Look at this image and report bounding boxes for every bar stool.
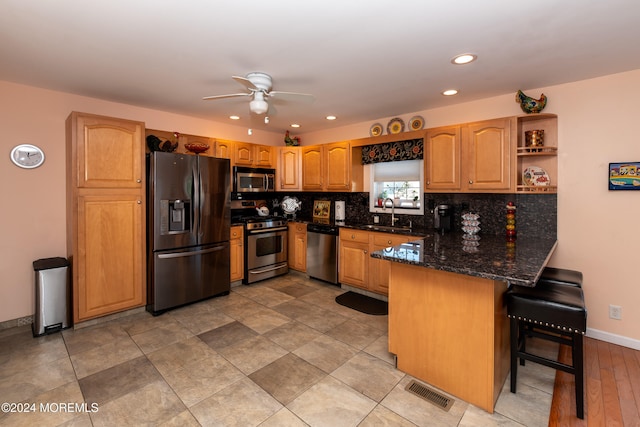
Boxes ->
[539,266,583,288]
[507,281,587,419]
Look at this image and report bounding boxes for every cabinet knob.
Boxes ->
[426,181,430,185]
[351,234,355,239]
[469,180,473,184]
[137,179,142,183]
[388,240,392,245]
[364,250,368,254]
[137,200,141,204]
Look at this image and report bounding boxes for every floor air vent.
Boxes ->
[405,380,454,412]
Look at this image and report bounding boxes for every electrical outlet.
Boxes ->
[609,304,622,320]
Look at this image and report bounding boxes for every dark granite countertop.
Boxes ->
[290,218,429,238]
[370,232,557,287]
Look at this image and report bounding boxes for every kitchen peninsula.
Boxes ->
[371,233,557,413]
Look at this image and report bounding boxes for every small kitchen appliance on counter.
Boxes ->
[434,204,453,232]
[335,201,346,222]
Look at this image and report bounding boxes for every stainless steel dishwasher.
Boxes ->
[306,223,339,285]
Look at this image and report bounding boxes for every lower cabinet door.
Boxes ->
[338,241,368,289]
[76,194,145,321]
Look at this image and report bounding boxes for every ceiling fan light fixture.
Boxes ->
[249,94,269,114]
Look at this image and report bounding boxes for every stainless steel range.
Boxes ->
[231,200,288,284]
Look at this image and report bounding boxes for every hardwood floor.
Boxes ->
[549,337,640,426]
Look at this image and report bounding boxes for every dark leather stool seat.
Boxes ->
[507,281,587,419]
[539,267,583,288]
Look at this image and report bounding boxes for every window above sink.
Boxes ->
[367,159,424,216]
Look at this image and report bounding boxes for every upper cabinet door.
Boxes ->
[234,142,254,166]
[74,114,144,188]
[466,118,512,191]
[254,145,274,168]
[325,142,351,191]
[302,146,323,190]
[425,126,462,191]
[214,139,234,162]
[278,147,301,190]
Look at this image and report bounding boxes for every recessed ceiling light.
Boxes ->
[291,124,300,128]
[229,115,240,120]
[326,115,337,121]
[442,89,458,96]
[451,54,477,65]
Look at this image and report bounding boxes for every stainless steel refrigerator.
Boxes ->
[147,152,231,315]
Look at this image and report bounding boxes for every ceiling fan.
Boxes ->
[202,72,314,115]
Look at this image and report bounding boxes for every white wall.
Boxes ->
[2,71,639,348]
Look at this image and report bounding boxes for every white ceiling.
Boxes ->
[2,0,640,134]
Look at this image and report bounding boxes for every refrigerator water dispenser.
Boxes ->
[160,199,191,234]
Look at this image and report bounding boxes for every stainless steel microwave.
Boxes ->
[233,166,276,193]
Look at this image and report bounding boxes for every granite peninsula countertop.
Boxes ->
[370,232,557,287]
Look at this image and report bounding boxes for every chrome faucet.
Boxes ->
[383,198,399,226]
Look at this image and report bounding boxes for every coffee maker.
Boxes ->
[434,204,453,232]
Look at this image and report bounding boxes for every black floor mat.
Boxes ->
[335,291,388,315]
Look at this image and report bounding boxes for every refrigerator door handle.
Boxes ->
[157,245,227,259]
[192,161,200,239]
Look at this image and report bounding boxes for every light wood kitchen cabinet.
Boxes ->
[66,112,146,323]
[278,146,301,190]
[234,142,274,168]
[338,229,369,289]
[369,233,414,294]
[424,126,462,191]
[214,139,234,162]
[425,118,514,192]
[230,225,244,282]
[466,118,514,191]
[288,222,307,272]
[302,141,351,191]
[339,228,414,296]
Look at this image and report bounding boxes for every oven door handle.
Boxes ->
[249,263,289,274]
[248,226,288,234]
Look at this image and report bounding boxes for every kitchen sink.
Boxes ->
[360,224,412,233]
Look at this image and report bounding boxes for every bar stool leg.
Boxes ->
[510,317,519,393]
[574,333,584,419]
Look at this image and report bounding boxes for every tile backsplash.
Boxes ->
[265,192,556,239]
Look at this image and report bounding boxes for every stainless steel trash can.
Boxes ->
[33,257,72,337]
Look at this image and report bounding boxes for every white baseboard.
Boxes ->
[587,328,640,350]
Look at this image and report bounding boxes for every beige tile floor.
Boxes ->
[0,272,557,426]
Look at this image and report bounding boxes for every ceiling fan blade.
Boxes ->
[202,93,251,101]
[268,91,315,102]
[232,75,259,91]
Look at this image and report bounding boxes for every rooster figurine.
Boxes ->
[516,90,547,114]
[284,130,300,146]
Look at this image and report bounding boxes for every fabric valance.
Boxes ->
[361,138,423,164]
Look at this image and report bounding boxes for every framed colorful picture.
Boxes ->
[313,200,331,223]
[609,162,640,190]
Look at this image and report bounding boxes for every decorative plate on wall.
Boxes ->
[369,123,383,137]
[387,117,405,134]
[409,116,425,131]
